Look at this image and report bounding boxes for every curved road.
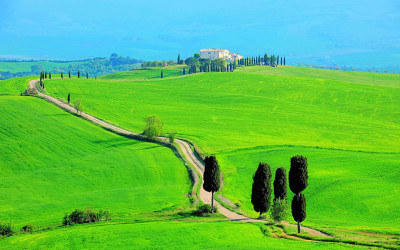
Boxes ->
[28,79,330,238]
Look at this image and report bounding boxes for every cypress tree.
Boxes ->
[45,71,47,79]
[78,71,80,78]
[177,54,180,64]
[281,57,283,65]
[86,72,89,79]
[292,193,306,233]
[61,72,63,79]
[69,70,71,78]
[289,155,308,233]
[68,93,70,103]
[273,167,287,201]
[161,71,163,78]
[49,72,51,79]
[203,155,221,213]
[284,57,286,65]
[251,162,272,217]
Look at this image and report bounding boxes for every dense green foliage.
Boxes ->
[42,66,400,230]
[251,162,272,216]
[289,155,308,194]
[203,156,221,193]
[62,209,111,225]
[292,193,307,232]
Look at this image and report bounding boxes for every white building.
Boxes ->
[200,48,243,61]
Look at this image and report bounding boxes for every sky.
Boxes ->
[0,0,399,68]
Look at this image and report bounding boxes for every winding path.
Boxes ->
[28,79,331,238]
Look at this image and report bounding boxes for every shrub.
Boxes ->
[194,204,217,216]
[63,208,111,226]
[21,88,38,96]
[168,131,177,144]
[143,115,164,138]
[270,198,288,222]
[21,224,34,233]
[0,222,14,236]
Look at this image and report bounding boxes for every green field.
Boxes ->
[1,221,354,249]
[0,96,190,228]
[0,61,87,73]
[99,65,184,80]
[43,66,400,232]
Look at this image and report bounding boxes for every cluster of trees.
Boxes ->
[63,208,111,226]
[181,55,237,75]
[238,54,286,66]
[250,155,308,233]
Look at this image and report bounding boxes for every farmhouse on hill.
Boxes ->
[200,48,243,61]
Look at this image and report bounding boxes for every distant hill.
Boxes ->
[0,54,142,80]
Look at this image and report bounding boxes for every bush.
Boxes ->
[21,224,34,233]
[270,198,288,222]
[63,208,111,226]
[143,115,164,138]
[21,88,38,96]
[194,204,217,216]
[168,131,177,144]
[0,222,14,236]
[73,99,83,114]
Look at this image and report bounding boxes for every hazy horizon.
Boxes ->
[1,0,399,68]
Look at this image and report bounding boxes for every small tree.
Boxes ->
[78,71,80,78]
[61,72,63,79]
[251,162,272,217]
[161,71,163,78]
[49,72,51,79]
[203,155,221,213]
[289,155,308,233]
[45,71,47,79]
[67,93,70,104]
[271,197,288,222]
[143,115,164,138]
[69,70,71,78]
[74,99,83,114]
[177,54,180,64]
[86,72,89,79]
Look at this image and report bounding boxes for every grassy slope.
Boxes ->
[1,221,354,249]
[0,61,87,73]
[0,76,350,249]
[0,96,190,228]
[43,67,400,231]
[99,65,185,80]
[0,76,37,95]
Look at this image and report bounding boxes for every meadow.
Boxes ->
[0,95,190,228]
[0,76,360,249]
[43,66,400,232]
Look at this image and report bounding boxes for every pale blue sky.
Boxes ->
[1,0,399,68]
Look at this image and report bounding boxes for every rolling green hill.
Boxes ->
[0,96,190,228]
[43,66,400,232]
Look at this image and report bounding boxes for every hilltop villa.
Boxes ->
[200,48,243,61]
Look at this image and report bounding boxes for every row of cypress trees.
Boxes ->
[238,55,286,66]
[202,154,308,233]
[40,70,89,79]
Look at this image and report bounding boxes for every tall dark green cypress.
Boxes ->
[289,155,308,233]
[69,70,71,78]
[68,93,70,103]
[78,71,80,78]
[61,72,63,79]
[49,72,51,79]
[203,155,221,213]
[86,72,88,79]
[251,162,272,216]
[45,72,47,79]
[177,54,180,64]
[161,71,163,78]
[284,57,286,65]
[273,167,287,201]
